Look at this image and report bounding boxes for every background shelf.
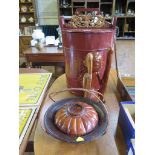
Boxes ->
[19,0,135,40]
[19,0,37,32]
[57,0,135,39]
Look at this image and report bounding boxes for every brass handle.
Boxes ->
[86,53,93,75]
[83,53,93,98]
[49,88,105,104]
[83,48,113,95]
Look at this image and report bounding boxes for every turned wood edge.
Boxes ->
[34,73,120,155]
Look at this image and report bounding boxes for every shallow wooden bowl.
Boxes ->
[44,97,108,144]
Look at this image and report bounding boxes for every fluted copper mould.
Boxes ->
[55,101,98,136]
[43,88,108,143]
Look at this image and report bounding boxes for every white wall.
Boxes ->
[35,0,58,25]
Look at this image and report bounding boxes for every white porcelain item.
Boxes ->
[21,16,26,23]
[28,17,34,23]
[21,6,27,12]
[32,29,45,40]
[31,40,37,46]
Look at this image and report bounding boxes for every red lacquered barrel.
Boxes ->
[60,8,117,95]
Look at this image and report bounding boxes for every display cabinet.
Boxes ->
[19,0,37,57]
[19,0,37,35]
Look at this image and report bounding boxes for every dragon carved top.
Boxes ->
[65,15,110,28]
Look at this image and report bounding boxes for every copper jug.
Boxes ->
[60,8,117,95]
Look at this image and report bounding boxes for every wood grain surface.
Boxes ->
[34,70,125,155]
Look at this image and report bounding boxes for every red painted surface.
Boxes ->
[55,102,98,136]
[60,16,117,95]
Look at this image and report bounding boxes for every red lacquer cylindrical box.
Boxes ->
[60,9,117,95]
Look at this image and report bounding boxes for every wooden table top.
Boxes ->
[19,68,49,73]
[23,47,64,65]
[34,70,124,155]
[23,46,63,55]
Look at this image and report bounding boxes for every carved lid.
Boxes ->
[65,15,106,28]
[54,101,98,136]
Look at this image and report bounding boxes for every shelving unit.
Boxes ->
[19,0,37,57]
[57,0,135,39]
[19,0,37,34]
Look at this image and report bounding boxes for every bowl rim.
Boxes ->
[44,97,108,144]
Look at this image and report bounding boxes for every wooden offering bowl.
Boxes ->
[55,101,98,136]
[44,97,108,144]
